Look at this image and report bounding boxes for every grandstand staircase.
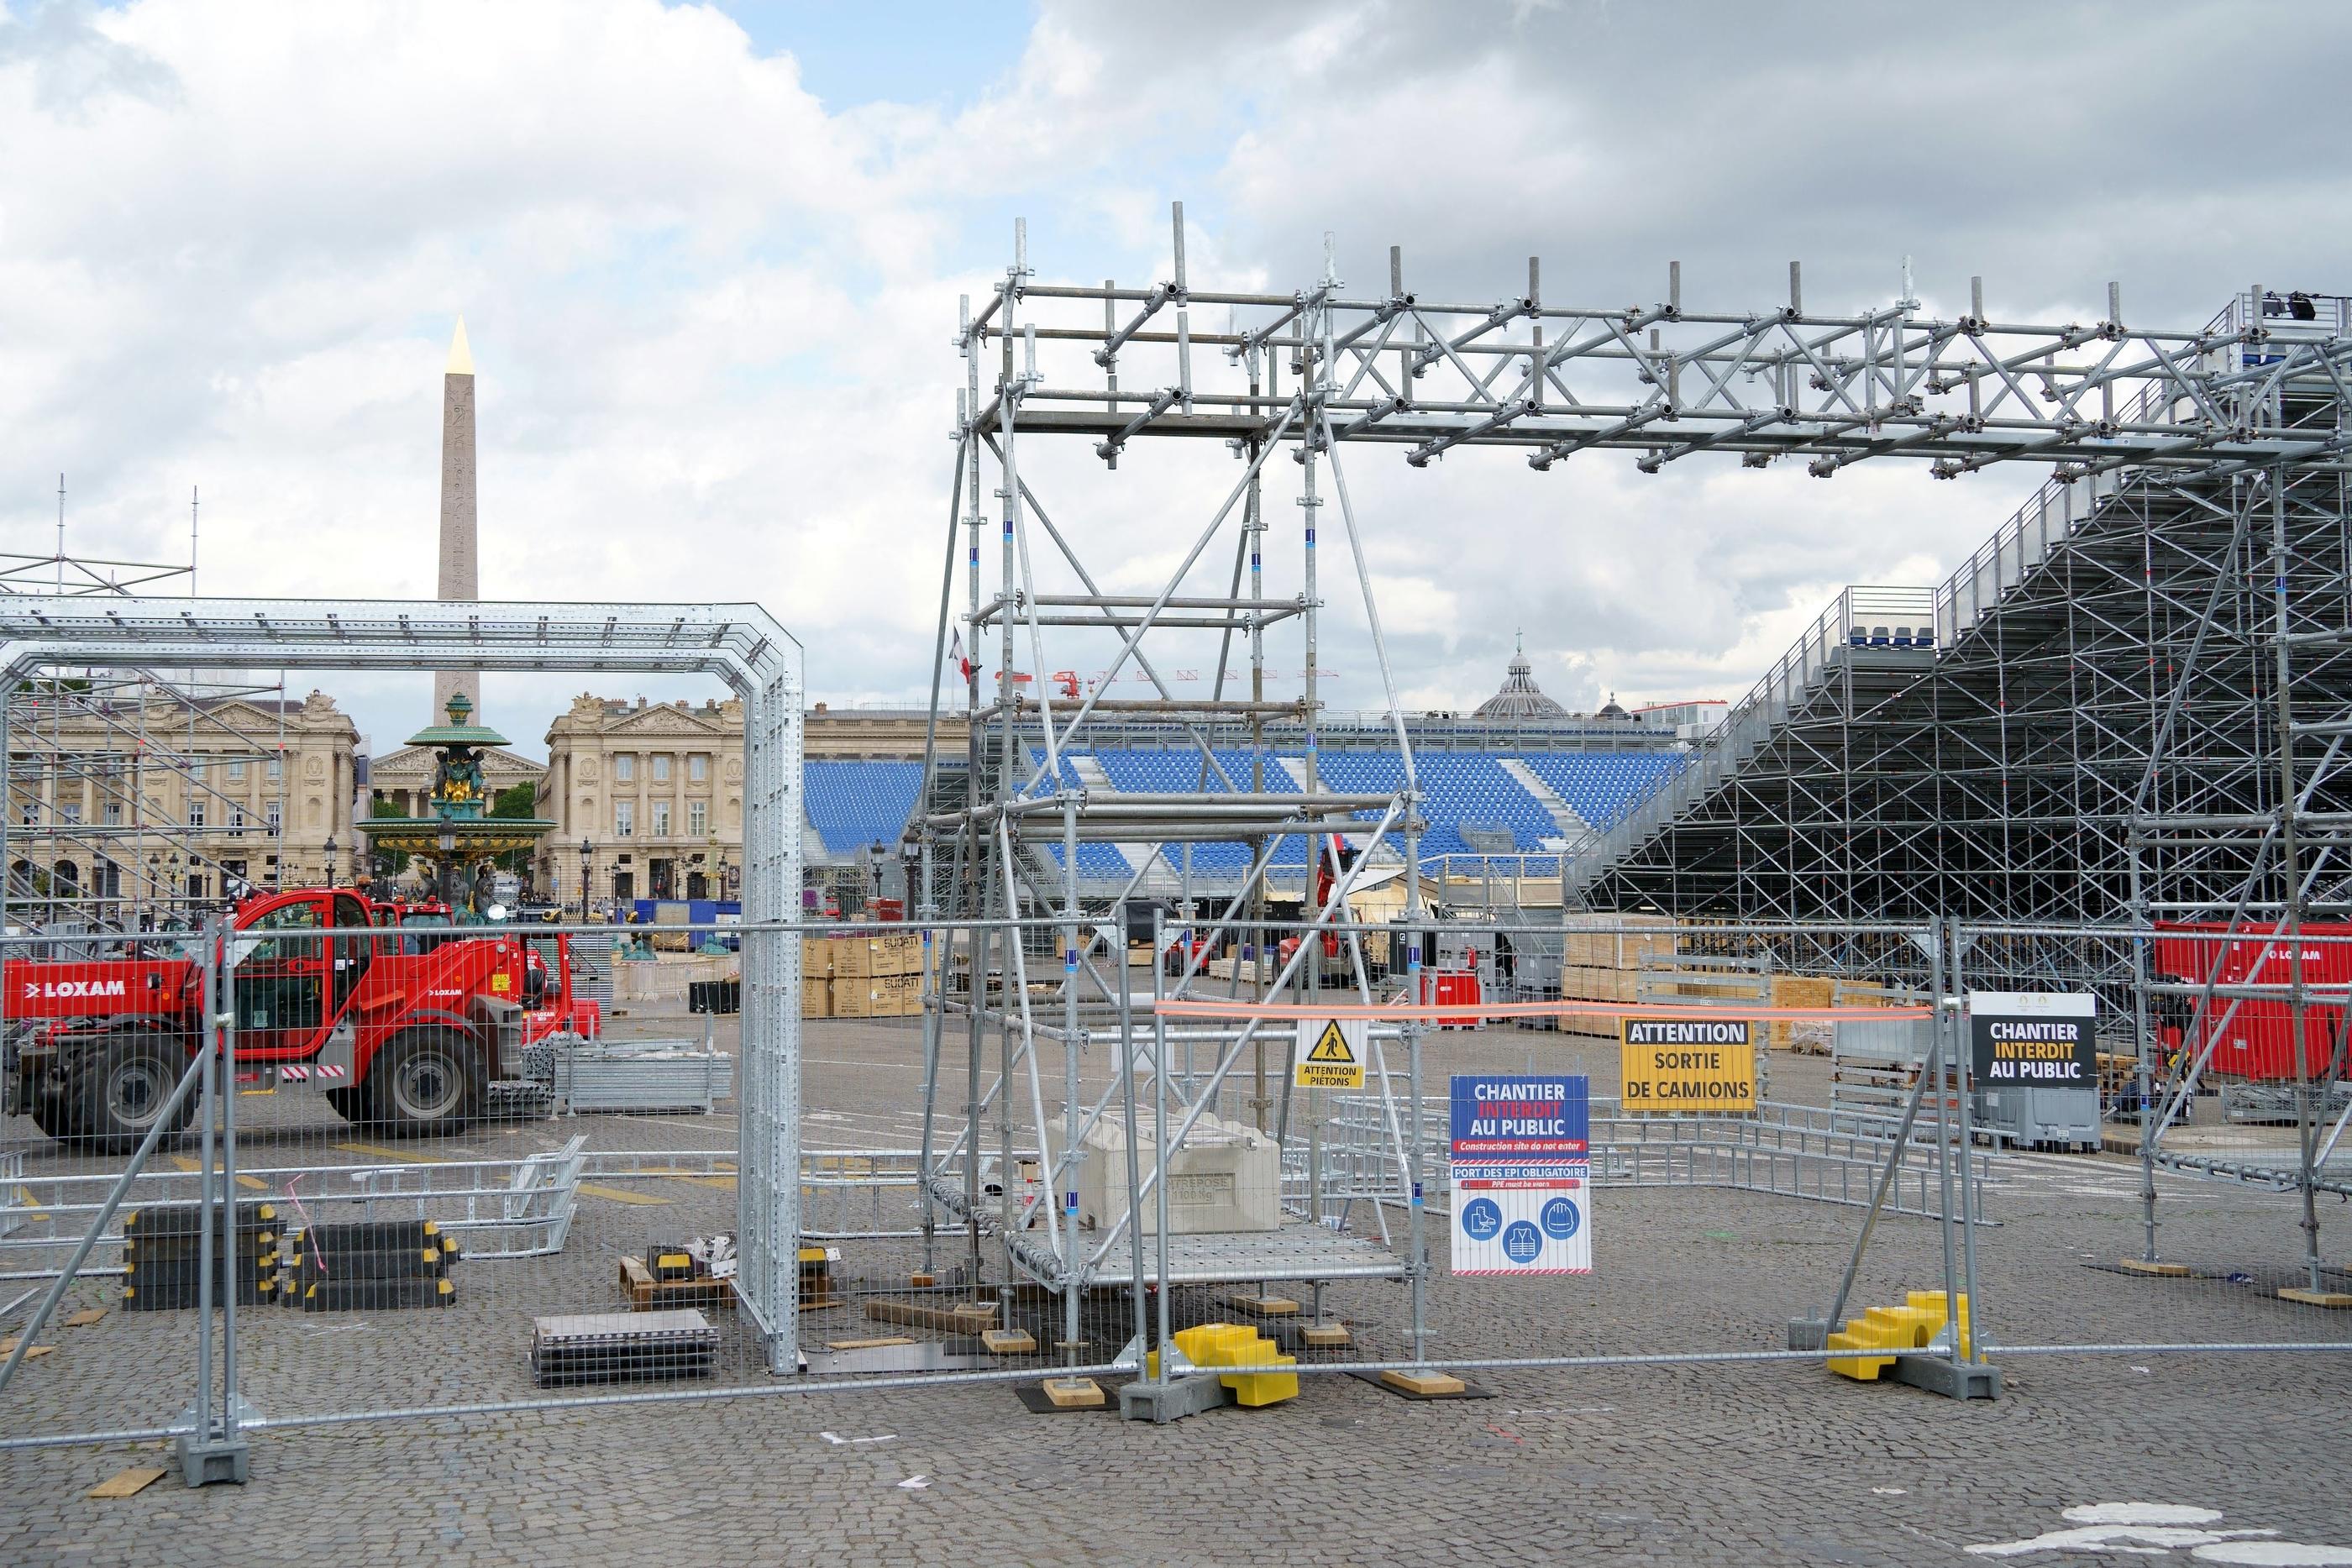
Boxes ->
[1275,757,1402,863]
[1065,756,1180,892]
[1499,758,1593,852]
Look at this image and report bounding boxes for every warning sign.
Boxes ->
[1448,1075,1592,1275]
[1294,1017,1368,1089]
[1619,1018,1756,1113]
[1969,991,2095,1085]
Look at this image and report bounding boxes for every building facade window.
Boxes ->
[227,760,246,784]
[689,753,707,783]
[229,809,246,836]
[652,801,671,836]
[688,800,706,836]
[614,754,635,783]
[615,800,634,837]
[267,757,283,786]
[60,804,81,826]
[651,754,670,783]
[188,801,206,831]
[266,802,281,835]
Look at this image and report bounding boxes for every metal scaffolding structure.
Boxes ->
[1581,292,2352,944]
[911,216,2352,1366]
[0,539,311,924]
[0,596,809,1371]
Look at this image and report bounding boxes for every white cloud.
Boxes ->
[3,0,2347,754]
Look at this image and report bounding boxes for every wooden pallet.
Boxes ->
[618,1255,738,1312]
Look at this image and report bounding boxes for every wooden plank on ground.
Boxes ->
[825,1336,915,1351]
[863,1298,997,1332]
[1042,1377,1105,1408]
[87,1467,167,1499]
[62,1309,106,1328]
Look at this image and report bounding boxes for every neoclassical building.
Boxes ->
[4,690,360,909]
[537,694,745,910]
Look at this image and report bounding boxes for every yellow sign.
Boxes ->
[1619,1018,1755,1112]
[490,973,512,994]
[1294,1018,1368,1089]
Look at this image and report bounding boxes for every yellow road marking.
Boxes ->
[333,1143,450,1164]
[167,1155,265,1190]
[576,1183,670,1207]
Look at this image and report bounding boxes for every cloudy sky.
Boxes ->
[4,0,2349,758]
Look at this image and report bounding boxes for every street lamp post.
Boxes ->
[437,826,458,916]
[323,835,338,889]
[579,836,594,920]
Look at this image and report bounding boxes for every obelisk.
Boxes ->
[433,317,480,722]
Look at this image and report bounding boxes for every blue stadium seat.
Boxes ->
[803,760,926,858]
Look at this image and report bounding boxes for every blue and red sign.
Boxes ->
[1450,1077,1589,1160]
[1449,1074,1593,1277]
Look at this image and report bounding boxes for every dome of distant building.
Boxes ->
[1473,634,1569,721]
[1595,693,1629,720]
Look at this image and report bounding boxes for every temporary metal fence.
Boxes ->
[0,913,2344,1481]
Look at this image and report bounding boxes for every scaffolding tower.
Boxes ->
[911,222,2352,1361]
[0,535,299,926]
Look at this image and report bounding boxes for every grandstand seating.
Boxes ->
[1518,753,1686,832]
[800,748,1683,878]
[1037,747,1681,877]
[803,759,925,858]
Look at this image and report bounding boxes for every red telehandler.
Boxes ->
[3,884,600,1151]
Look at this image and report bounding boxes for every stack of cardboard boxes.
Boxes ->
[1555,914,1677,1037]
[802,931,923,1019]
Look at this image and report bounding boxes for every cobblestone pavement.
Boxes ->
[3,989,2347,1565]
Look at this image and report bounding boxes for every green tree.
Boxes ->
[490,782,539,874]
[368,796,413,876]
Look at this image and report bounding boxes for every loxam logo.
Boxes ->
[23,978,127,1001]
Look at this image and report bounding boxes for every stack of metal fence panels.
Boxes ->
[554,1039,732,1114]
[531,1308,717,1386]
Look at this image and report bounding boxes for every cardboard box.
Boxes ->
[1562,913,1677,970]
[831,932,921,979]
[1768,975,1835,1047]
[832,973,920,1019]
[801,978,832,1018]
[801,936,833,979]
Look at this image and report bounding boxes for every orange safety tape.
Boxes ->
[1151,998,1934,1021]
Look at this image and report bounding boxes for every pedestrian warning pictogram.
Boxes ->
[1306,1022,1355,1062]
[1294,1017,1368,1089]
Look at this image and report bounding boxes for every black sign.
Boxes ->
[1622,1019,1751,1046]
[1971,1011,2093,1085]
